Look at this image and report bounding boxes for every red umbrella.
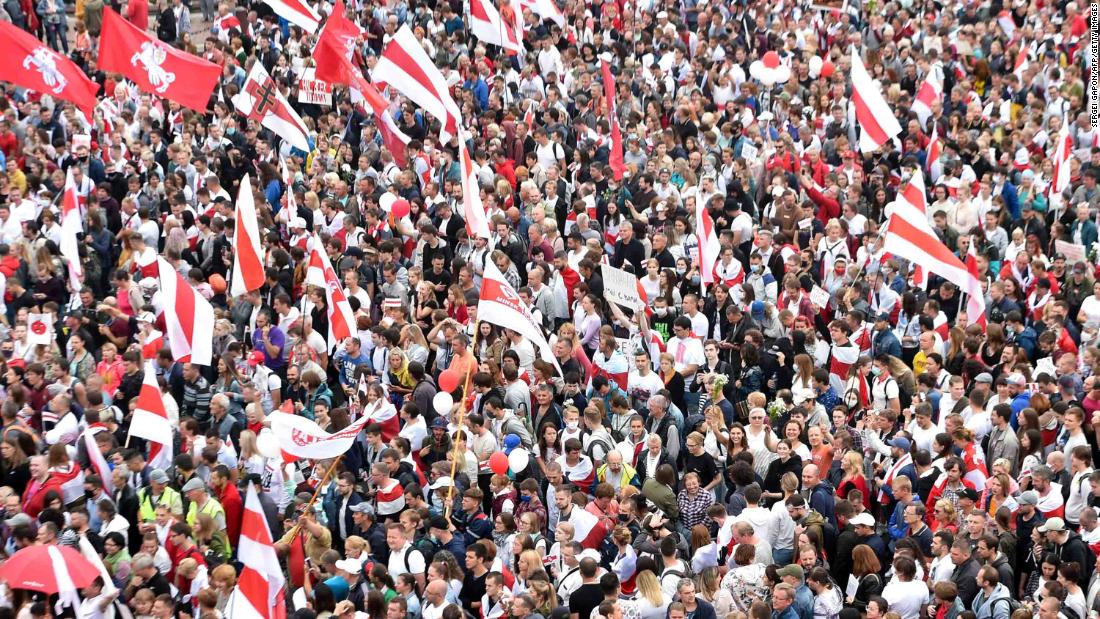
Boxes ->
[0,544,101,594]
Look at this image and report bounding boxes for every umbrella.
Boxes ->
[0,544,101,594]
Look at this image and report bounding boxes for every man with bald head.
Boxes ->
[596,450,639,494]
[802,464,837,528]
[421,580,451,619]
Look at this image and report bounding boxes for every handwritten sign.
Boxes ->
[297,69,333,106]
[810,285,831,309]
[601,263,643,311]
[1055,240,1087,265]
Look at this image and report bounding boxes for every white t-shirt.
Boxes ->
[1082,296,1100,324]
[388,542,426,577]
[628,370,665,406]
[665,336,704,386]
[881,579,929,619]
[400,416,428,451]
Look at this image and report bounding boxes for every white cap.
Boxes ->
[334,559,362,574]
[290,217,307,230]
[429,476,454,490]
[850,513,875,527]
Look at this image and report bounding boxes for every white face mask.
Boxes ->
[566,421,579,431]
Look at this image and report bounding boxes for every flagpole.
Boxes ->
[444,325,482,520]
[286,455,344,539]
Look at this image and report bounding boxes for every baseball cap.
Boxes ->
[876,312,891,322]
[889,437,912,451]
[182,478,206,493]
[959,488,980,502]
[1038,517,1067,533]
[349,503,375,516]
[248,350,266,366]
[503,434,521,454]
[776,564,805,580]
[428,516,450,530]
[136,312,156,324]
[429,476,454,490]
[431,417,449,429]
[850,513,875,527]
[1018,491,1039,506]
[750,301,765,320]
[334,559,362,575]
[1006,373,1027,386]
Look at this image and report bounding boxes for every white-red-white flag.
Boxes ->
[515,0,564,26]
[157,257,215,365]
[883,169,987,329]
[850,49,902,153]
[600,55,626,181]
[459,137,492,239]
[225,483,287,619]
[997,10,1016,40]
[212,12,241,41]
[263,0,319,32]
[469,0,523,53]
[233,62,312,152]
[231,174,265,297]
[480,262,561,374]
[128,360,174,468]
[268,411,371,460]
[305,234,355,350]
[81,426,115,495]
[927,125,943,183]
[1013,43,1030,80]
[1050,124,1073,208]
[911,72,941,129]
[695,201,721,285]
[59,167,84,292]
[371,25,463,142]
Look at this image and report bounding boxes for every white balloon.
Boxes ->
[433,392,454,415]
[256,430,280,459]
[508,448,530,473]
[808,56,823,78]
[379,192,397,212]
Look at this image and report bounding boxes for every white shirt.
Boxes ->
[400,416,428,451]
[388,542,426,577]
[882,579,929,619]
[734,506,774,545]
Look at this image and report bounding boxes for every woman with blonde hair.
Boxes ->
[932,499,959,534]
[635,570,671,619]
[696,566,735,617]
[209,564,237,612]
[512,549,543,595]
[193,512,231,563]
[836,451,871,511]
[400,324,430,366]
[237,430,265,478]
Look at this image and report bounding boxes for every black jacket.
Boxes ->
[951,557,981,607]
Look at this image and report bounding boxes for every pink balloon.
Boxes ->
[489,452,510,476]
[392,198,411,220]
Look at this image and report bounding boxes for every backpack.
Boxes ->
[994,597,1024,616]
[586,432,614,464]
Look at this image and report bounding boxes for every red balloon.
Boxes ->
[392,198,412,220]
[489,452,510,476]
[821,61,836,78]
[438,370,462,393]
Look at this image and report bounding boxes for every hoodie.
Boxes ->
[808,480,837,527]
[973,583,1012,619]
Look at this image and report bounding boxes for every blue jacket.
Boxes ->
[809,481,837,528]
[1000,182,1020,220]
[792,584,814,619]
[668,598,716,619]
[872,329,902,359]
[886,495,922,541]
[1009,391,1032,430]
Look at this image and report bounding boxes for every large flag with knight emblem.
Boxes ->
[0,21,97,117]
[99,8,220,111]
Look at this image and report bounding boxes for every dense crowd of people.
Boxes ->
[0,0,1095,616]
